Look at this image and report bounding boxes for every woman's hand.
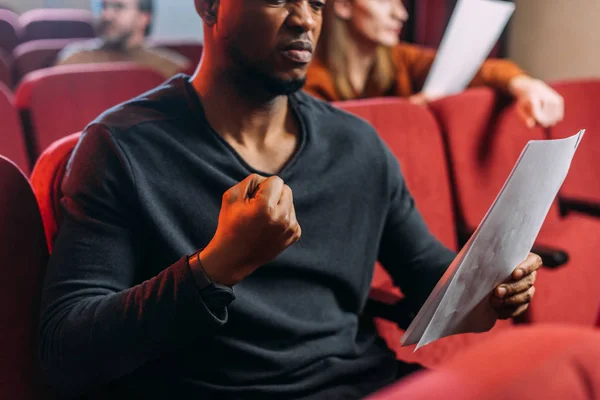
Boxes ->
[509,75,565,128]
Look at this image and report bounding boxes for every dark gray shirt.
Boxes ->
[39,76,455,399]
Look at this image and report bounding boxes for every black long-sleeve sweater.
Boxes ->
[39,75,455,399]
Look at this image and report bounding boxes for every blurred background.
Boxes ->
[2,0,598,80]
[3,0,204,42]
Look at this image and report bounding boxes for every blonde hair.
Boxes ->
[316,1,397,100]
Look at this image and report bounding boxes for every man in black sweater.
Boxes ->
[39,0,541,398]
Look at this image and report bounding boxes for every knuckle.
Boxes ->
[258,203,275,221]
[270,175,284,186]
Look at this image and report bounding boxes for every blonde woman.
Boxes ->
[305,0,563,127]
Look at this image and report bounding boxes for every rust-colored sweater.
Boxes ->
[304,43,525,101]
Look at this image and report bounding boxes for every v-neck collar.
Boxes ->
[184,77,308,179]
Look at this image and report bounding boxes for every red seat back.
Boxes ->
[548,80,600,205]
[31,132,81,253]
[18,8,95,43]
[429,88,561,236]
[12,38,89,84]
[148,39,203,64]
[0,82,30,173]
[14,63,164,160]
[0,9,20,54]
[0,156,52,399]
[0,50,10,88]
[337,98,458,251]
[337,98,514,367]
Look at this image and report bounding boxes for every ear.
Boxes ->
[195,0,220,26]
[333,0,353,20]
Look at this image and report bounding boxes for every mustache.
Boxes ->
[279,40,314,53]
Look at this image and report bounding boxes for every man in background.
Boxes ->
[56,0,190,79]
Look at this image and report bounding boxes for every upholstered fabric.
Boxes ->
[0,156,52,399]
[12,38,89,84]
[0,83,30,174]
[338,98,512,367]
[18,8,94,43]
[148,39,204,65]
[0,9,20,54]
[30,132,81,253]
[430,88,600,325]
[368,325,600,400]
[549,80,600,206]
[0,50,10,88]
[14,63,164,160]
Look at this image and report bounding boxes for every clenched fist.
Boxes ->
[197,174,301,286]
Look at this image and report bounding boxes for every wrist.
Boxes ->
[188,250,214,289]
[196,245,238,287]
[508,75,535,96]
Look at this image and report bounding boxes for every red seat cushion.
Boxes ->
[430,88,600,325]
[0,156,52,399]
[30,132,81,253]
[549,80,600,206]
[14,63,165,160]
[0,82,30,174]
[368,325,600,400]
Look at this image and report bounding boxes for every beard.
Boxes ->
[226,42,306,97]
[97,21,133,51]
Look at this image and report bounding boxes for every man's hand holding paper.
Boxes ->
[491,253,541,319]
[401,131,584,350]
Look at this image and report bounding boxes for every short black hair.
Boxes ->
[138,0,154,36]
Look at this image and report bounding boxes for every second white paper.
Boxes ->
[422,0,515,98]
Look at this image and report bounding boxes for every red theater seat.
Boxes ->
[0,82,30,173]
[0,50,10,88]
[0,156,52,399]
[549,80,600,214]
[368,325,600,400]
[31,132,80,253]
[0,9,19,54]
[148,39,203,65]
[12,37,89,84]
[14,63,165,161]
[18,8,95,43]
[337,98,512,367]
[430,88,600,326]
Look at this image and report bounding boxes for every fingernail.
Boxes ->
[514,268,524,279]
[497,287,507,298]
